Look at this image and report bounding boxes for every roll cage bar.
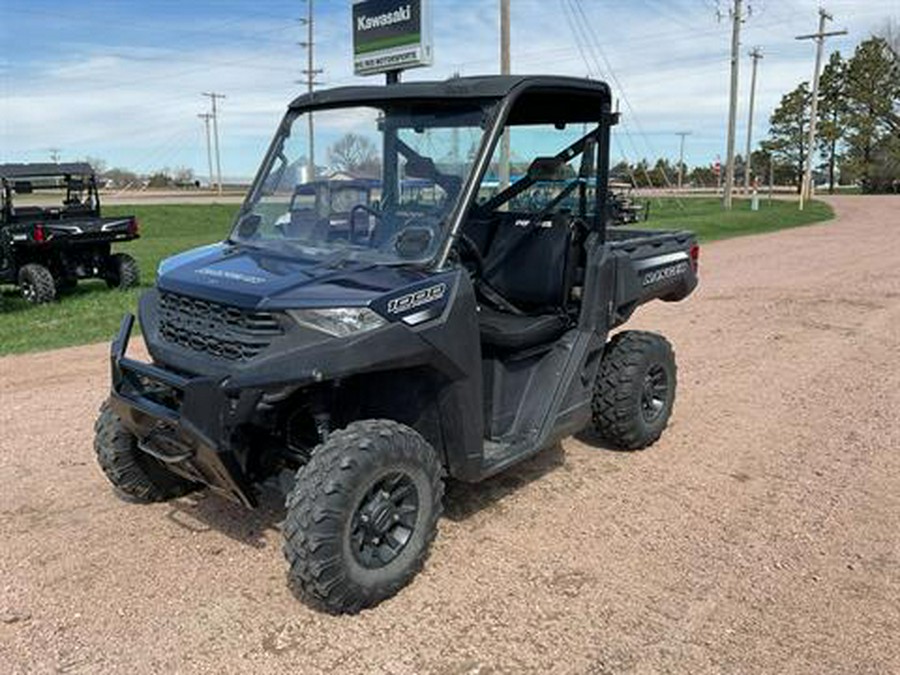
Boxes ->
[247,76,618,270]
[433,82,618,268]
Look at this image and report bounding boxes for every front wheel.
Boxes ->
[18,264,56,304]
[105,253,140,290]
[283,419,443,614]
[591,331,677,450]
[94,401,198,502]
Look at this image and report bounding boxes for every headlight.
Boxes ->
[287,307,387,338]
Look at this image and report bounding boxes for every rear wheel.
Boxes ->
[283,419,443,614]
[18,264,56,304]
[94,401,198,502]
[591,331,677,450]
[105,253,139,290]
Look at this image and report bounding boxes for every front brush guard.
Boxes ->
[108,313,260,507]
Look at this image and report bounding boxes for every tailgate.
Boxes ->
[43,216,137,242]
[609,229,699,322]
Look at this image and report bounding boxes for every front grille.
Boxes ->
[158,291,283,361]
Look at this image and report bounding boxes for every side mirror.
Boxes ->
[237,213,262,238]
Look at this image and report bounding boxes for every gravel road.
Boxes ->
[1,196,898,674]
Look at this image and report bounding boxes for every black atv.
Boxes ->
[0,163,139,303]
[95,76,699,613]
[609,180,650,225]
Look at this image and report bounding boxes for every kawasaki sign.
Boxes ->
[353,0,433,76]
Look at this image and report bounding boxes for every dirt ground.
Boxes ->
[1,196,898,674]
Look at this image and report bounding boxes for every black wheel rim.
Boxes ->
[350,472,419,569]
[22,281,35,302]
[641,364,669,423]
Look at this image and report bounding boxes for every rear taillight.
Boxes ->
[690,244,700,272]
[33,223,46,243]
[128,217,140,236]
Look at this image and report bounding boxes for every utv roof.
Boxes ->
[289,75,613,122]
[0,163,94,179]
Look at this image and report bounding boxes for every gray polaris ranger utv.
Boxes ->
[95,75,698,613]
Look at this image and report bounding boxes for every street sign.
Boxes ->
[352,0,433,76]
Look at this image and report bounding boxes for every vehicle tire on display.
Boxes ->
[18,264,56,304]
[94,401,198,502]
[105,253,140,290]
[283,419,444,614]
[592,330,677,450]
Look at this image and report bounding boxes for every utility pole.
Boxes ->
[197,113,214,191]
[723,0,743,209]
[299,0,323,183]
[796,8,847,209]
[499,0,511,192]
[675,131,691,190]
[743,47,763,194]
[202,92,226,195]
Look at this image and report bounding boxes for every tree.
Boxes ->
[766,82,811,193]
[147,170,173,188]
[651,158,675,186]
[753,145,795,188]
[689,165,716,188]
[610,160,633,182]
[817,51,849,193]
[632,159,651,188]
[172,167,195,186]
[81,156,107,174]
[842,37,900,192]
[877,17,899,57]
[327,133,381,177]
[102,167,138,188]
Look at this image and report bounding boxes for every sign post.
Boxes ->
[352,0,433,83]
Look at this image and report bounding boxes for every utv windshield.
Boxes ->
[234,102,494,264]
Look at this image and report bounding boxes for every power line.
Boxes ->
[562,1,654,191]
[796,7,847,209]
[568,0,683,198]
[202,92,226,195]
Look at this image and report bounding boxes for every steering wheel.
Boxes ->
[349,203,384,243]
[455,233,485,279]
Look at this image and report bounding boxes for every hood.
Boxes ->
[156,241,430,310]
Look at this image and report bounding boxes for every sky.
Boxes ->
[1,0,896,181]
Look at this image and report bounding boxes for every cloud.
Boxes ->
[1,0,893,177]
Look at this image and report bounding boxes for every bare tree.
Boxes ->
[81,156,107,174]
[327,133,380,177]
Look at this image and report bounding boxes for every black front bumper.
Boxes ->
[109,314,259,507]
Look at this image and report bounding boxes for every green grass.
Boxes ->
[0,197,833,356]
[0,204,238,355]
[642,196,834,242]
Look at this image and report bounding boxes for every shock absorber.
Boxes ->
[313,411,331,443]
